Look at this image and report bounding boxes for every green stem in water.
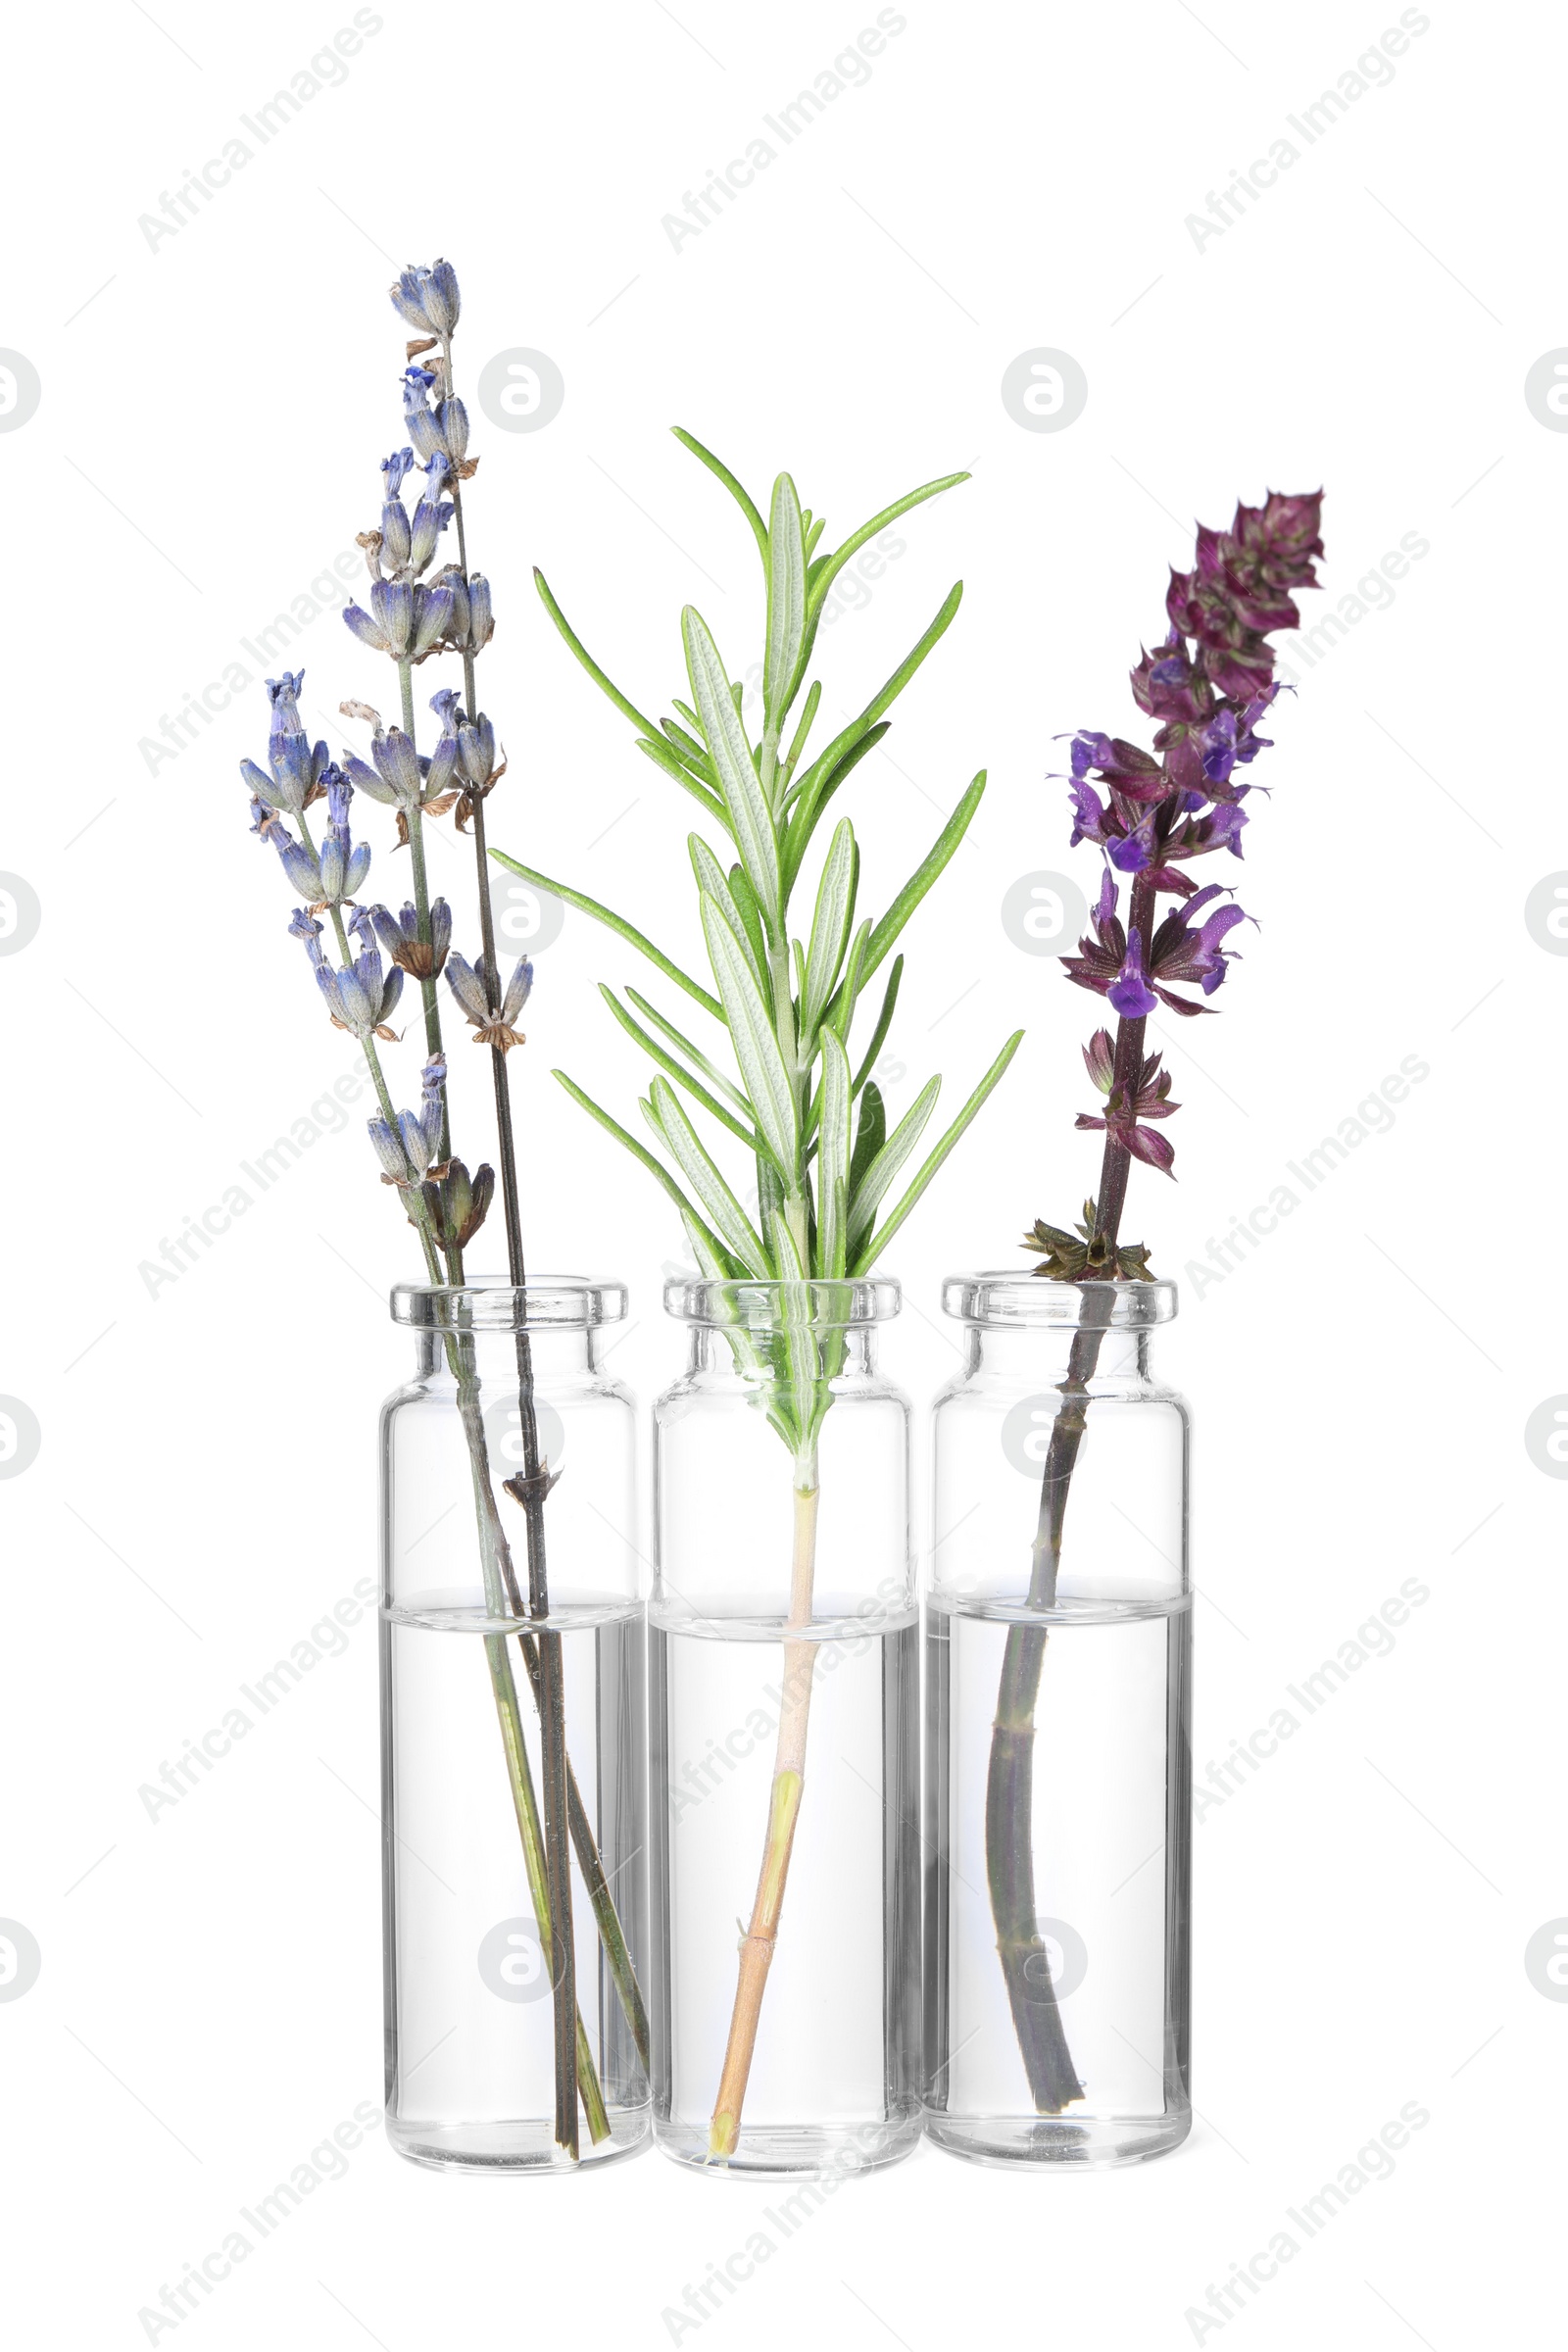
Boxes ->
[709,1458,819,2159]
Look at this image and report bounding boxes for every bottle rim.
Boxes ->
[663,1276,902,1332]
[390,1274,628,1332]
[941,1271,1178,1329]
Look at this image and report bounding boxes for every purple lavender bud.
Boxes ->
[500,956,534,1026]
[287,907,324,963]
[343,601,391,654]
[397,1106,436,1177]
[439,398,468,463]
[424,731,461,799]
[367,1115,410,1181]
[445,951,490,1028]
[371,727,422,803]
[380,500,412,569]
[430,688,462,734]
[407,493,452,575]
[466,573,493,649]
[277,830,324,900]
[401,374,444,464]
[381,448,416,499]
[341,752,399,808]
[426,260,461,334]
[371,578,414,657]
[457,712,496,787]
[412,584,455,656]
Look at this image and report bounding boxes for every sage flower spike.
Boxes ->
[445,949,532,1052]
[389,259,460,338]
[368,897,452,979]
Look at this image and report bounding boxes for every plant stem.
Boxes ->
[435,355,584,2144]
[709,1455,820,2159]
[983,871,1155,2111]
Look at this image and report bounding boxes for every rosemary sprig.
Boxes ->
[500,436,1022,2157]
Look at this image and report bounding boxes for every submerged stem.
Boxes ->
[983,870,1156,2110]
[709,1460,820,2159]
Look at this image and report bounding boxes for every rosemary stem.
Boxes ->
[709,1458,820,2158]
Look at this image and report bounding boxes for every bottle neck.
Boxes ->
[416,1325,600,1381]
[963,1326,1153,1383]
[687,1324,881,1379]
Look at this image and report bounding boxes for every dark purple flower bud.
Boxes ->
[1107,928,1156,1021]
[1082,1029,1115,1093]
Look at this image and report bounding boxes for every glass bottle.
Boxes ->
[380,1278,649,2171]
[651,1277,920,2179]
[925,1273,1190,2168]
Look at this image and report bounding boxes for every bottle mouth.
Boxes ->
[941,1271,1178,1329]
[391,1275,628,1332]
[663,1276,902,1333]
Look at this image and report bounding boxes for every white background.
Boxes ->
[2,0,1560,2343]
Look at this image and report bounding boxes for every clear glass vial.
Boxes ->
[651,1278,920,2180]
[924,1273,1191,2169]
[380,1278,650,2172]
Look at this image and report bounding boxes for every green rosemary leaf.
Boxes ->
[782,724,889,895]
[533,569,662,738]
[781,679,821,788]
[852,1031,1024,1272]
[682,607,782,935]
[488,850,721,1020]
[858,773,986,982]
[831,918,871,1048]
[634,734,728,827]
[850,953,904,1094]
[799,474,967,673]
[687,837,769,1000]
[849,1081,886,1195]
[846,1076,940,1255]
[799,818,857,1051]
[598,986,760,1149]
[643,1079,770,1275]
[660,715,718,777]
[670,428,769,567]
[815,1031,853,1278]
[701,896,798,1177]
[763,471,807,749]
[727,863,771,994]
[785,582,960,830]
[551,1069,725,1257]
[624,988,752,1115]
